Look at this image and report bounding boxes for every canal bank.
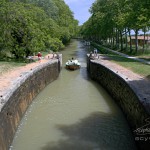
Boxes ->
[9,40,137,150]
[87,54,150,149]
[0,56,62,150]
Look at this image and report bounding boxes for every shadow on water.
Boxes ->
[41,65,139,150]
[41,111,137,150]
[79,67,90,81]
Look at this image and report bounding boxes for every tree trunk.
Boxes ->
[117,29,120,49]
[125,28,128,51]
[115,28,118,48]
[143,28,146,53]
[120,30,123,51]
[116,28,120,49]
[135,29,139,53]
[128,28,132,53]
[112,28,115,49]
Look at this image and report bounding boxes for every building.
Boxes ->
[130,36,150,46]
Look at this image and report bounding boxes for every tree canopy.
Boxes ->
[80,0,150,53]
[0,0,79,59]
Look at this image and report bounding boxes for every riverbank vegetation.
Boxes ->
[0,0,79,61]
[80,0,150,56]
[93,43,150,78]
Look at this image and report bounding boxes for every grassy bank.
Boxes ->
[105,53,150,78]
[0,51,51,75]
[0,61,26,75]
[93,43,150,78]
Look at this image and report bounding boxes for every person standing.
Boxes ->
[94,48,98,57]
[37,52,42,63]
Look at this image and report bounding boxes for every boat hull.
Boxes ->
[65,59,81,70]
[66,65,80,70]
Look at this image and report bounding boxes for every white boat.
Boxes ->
[66,59,81,70]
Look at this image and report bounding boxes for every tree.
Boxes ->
[0,0,79,59]
[0,2,47,58]
[81,0,150,54]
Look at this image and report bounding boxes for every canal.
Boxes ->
[10,39,137,150]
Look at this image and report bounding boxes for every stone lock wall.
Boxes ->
[87,57,150,149]
[87,58,149,130]
[0,58,61,150]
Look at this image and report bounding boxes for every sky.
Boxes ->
[64,0,95,25]
[64,0,149,34]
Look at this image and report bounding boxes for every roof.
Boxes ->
[131,36,150,40]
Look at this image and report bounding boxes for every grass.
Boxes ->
[95,42,150,60]
[118,47,150,61]
[0,51,51,75]
[92,43,150,78]
[135,53,150,61]
[105,53,150,77]
[0,61,26,75]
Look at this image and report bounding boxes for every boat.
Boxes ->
[66,59,81,70]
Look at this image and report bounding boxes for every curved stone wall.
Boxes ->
[87,57,150,149]
[0,58,61,150]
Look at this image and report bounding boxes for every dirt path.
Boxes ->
[0,54,56,96]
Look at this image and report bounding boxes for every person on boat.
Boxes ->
[70,57,74,62]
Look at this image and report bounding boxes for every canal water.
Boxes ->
[10,40,137,150]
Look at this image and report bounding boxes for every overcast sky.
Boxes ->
[64,0,95,25]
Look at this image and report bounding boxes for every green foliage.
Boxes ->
[48,37,64,52]
[28,0,78,44]
[80,0,150,54]
[0,0,79,60]
[27,0,59,20]
[0,2,47,58]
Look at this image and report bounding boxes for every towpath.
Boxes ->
[0,54,56,97]
[99,45,150,65]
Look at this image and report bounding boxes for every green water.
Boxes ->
[10,40,137,150]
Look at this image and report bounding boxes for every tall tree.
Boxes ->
[81,0,150,54]
[0,0,79,59]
